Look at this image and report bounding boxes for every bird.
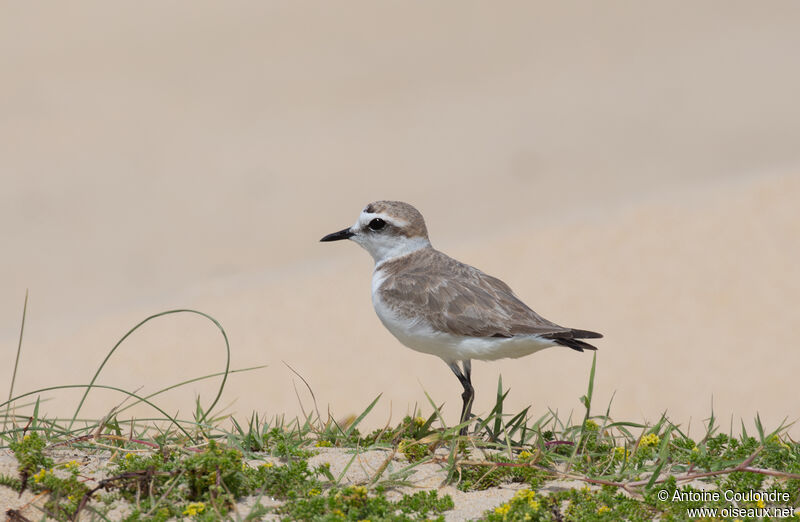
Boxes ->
[320,200,601,435]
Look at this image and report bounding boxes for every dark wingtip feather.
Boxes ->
[570,329,603,339]
[542,329,601,352]
[553,338,599,352]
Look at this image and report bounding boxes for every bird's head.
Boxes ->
[320,200,431,264]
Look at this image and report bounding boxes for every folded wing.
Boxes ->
[379,250,602,350]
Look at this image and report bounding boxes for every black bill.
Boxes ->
[320,227,354,242]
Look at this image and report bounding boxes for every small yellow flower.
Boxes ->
[769,434,791,450]
[413,416,426,427]
[614,447,630,459]
[494,503,511,515]
[528,499,540,511]
[260,462,274,469]
[640,433,660,447]
[316,440,333,447]
[32,469,48,483]
[124,452,136,461]
[518,450,533,460]
[332,508,345,518]
[597,505,611,514]
[309,488,321,496]
[353,485,368,497]
[64,460,79,471]
[756,499,765,509]
[183,502,205,517]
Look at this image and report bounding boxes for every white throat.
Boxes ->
[353,234,431,266]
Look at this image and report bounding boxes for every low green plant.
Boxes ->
[2,305,799,521]
[277,485,454,521]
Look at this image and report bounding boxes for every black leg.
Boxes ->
[449,360,474,436]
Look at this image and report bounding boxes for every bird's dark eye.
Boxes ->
[368,218,386,231]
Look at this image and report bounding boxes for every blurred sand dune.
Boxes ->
[2,2,800,435]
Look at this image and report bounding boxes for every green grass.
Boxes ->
[2,302,800,520]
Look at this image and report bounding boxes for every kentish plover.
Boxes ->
[321,201,601,435]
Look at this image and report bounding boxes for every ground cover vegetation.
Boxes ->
[2,305,799,520]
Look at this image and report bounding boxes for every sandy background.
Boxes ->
[2,2,800,438]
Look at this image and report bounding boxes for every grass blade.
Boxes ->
[3,290,28,433]
[345,394,382,438]
[493,376,504,438]
[69,309,231,430]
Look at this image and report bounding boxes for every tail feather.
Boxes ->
[570,329,603,339]
[543,328,602,352]
[551,337,598,352]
